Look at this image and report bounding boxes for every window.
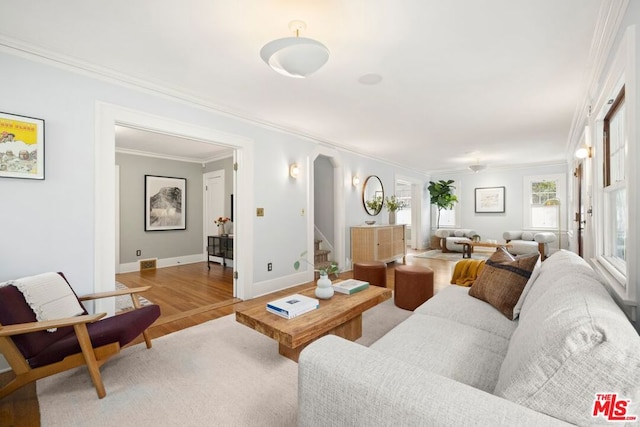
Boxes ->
[523,174,565,231]
[601,86,627,279]
[395,181,412,225]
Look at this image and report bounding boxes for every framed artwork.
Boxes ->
[475,186,505,213]
[0,112,45,180]
[145,175,187,231]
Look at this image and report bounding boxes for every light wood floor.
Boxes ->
[0,251,455,426]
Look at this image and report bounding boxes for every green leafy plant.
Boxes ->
[365,196,383,213]
[294,251,339,277]
[427,179,458,229]
[385,195,407,212]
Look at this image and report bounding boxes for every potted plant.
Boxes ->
[384,195,407,225]
[365,196,383,214]
[215,216,231,235]
[294,251,339,299]
[427,180,458,229]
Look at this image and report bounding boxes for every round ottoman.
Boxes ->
[394,265,434,310]
[353,261,387,288]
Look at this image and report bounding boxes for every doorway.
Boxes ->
[309,147,345,273]
[95,103,255,315]
[114,128,236,316]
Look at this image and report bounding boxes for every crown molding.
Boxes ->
[566,0,629,153]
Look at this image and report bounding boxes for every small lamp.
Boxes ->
[352,175,360,187]
[575,145,592,159]
[289,163,300,179]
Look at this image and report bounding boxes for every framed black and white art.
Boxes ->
[145,175,187,231]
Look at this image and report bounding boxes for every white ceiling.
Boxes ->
[0,0,606,172]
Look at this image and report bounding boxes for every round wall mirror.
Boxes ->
[362,175,384,216]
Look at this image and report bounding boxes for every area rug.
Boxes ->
[412,249,490,261]
[115,281,153,313]
[38,297,411,426]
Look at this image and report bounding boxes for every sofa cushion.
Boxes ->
[521,231,534,241]
[469,251,539,320]
[494,252,640,426]
[511,257,542,320]
[371,314,510,392]
[414,285,518,340]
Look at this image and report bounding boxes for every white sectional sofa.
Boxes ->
[435,228,477,252]
[503,230,557,259]
[298,250,640,426]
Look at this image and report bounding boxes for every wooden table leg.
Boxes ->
[462,243,471,258]
[278,314,363,362]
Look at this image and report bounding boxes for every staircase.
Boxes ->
[314,239,333,275]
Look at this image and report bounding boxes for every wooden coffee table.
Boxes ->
[456,241,512,259]
[235,284,392,362]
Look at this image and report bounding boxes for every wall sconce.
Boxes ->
[575,145,592,159]
[352,175,360,187]
[289,163,300,179]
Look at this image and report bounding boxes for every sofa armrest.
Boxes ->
[503,230,523,241]
[298,336,570,427]
[533,232,556,244]
[435,229,451,238]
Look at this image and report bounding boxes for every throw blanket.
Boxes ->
[0,272,85,331]
[450,259,486,287]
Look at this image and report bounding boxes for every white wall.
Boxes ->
[0,50,427,294]
[431,162,568,245]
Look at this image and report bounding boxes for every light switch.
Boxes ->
[257,207,264,216]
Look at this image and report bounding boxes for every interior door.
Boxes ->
[574,163,585,257]
[205,170,225,239]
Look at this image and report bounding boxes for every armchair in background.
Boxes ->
[503,230,556,260]
[435,229,477,253]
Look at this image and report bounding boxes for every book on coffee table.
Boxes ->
[333,279,370,294]
[266,294,319,319]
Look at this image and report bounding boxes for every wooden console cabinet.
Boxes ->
[351,224,406,264]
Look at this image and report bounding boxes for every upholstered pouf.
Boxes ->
[353,261,387,287]
[394,265,434,310]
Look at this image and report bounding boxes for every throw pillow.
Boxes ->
[469,250,540,320]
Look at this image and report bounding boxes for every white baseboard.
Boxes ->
[119,253,206,274]
[251,270,313,299]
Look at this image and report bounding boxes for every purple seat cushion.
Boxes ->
[28,304,161,368]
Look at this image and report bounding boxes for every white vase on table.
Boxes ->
[315,273,334,299]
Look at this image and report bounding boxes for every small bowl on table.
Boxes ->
[365,220,376,225]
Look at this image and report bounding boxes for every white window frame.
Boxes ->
[590,26,636,309]
[522,174,566,232]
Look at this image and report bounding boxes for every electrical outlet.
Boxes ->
[136,250,141,256]
[267,262,272,271]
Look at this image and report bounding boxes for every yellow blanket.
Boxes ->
[450,259,486,287]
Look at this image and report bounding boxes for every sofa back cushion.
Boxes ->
[494,251,640,425]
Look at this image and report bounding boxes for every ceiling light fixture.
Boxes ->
[468,163,487,173]
[260,20,329,78]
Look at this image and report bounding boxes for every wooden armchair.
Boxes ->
[0,273,160,399]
